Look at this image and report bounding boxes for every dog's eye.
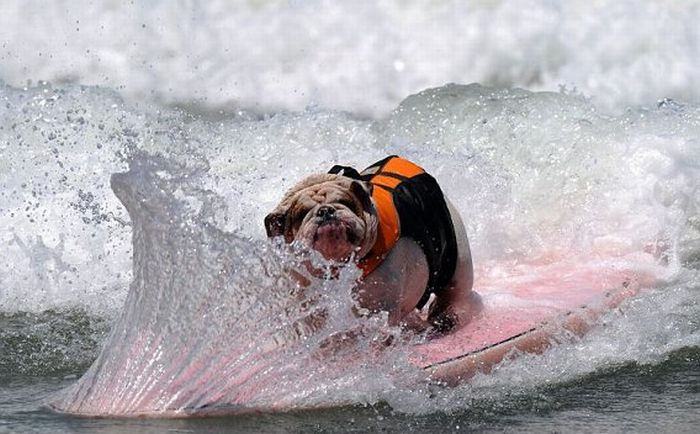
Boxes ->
[339,199,358,213]
[292,206,311,221]
[289,205,311,225]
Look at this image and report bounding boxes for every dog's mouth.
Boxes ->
[317,220,358,241]
[311,220,358,261]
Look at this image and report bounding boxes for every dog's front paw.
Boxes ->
[427,310,458,337]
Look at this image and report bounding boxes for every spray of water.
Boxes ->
[2,81,698,415]
[48,153,425,416]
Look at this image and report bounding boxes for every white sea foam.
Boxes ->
[1,0,699,416]
[2,82,699,411]
[2,81,699,313]
[2,0,700,117]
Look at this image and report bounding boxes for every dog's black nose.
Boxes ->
[316,205,336,220]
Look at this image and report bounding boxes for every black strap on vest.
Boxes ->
[391,172,457,309]
[329,157,458,309]
[328,164,364,180]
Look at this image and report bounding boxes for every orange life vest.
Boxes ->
[329,156,458,308]
[355,157,425,276]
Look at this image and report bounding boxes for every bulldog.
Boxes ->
[264,156,476,333]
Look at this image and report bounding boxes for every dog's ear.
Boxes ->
[264,212,286,238]
[350,181,375,215]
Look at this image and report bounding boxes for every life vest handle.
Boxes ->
[328,164,366,180]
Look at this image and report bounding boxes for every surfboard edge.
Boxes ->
[422,276,644,386]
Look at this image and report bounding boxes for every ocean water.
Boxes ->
[1,1,699,433]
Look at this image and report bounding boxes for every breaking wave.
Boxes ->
[1,81,698,414]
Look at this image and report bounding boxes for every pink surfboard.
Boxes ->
[49,252,656,418]
[409,253,656,384]
[180,254,656,417]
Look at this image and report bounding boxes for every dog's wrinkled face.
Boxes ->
[265,174,377,262]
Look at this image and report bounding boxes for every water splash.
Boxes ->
[49,154,419,416]
[1,81,697,416]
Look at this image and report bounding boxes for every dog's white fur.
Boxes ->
[355,199,476,331]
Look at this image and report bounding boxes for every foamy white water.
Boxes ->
[2,79,699,412]
[3,81,699,315]
[1,0,699,415]
[2,0,700,116]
